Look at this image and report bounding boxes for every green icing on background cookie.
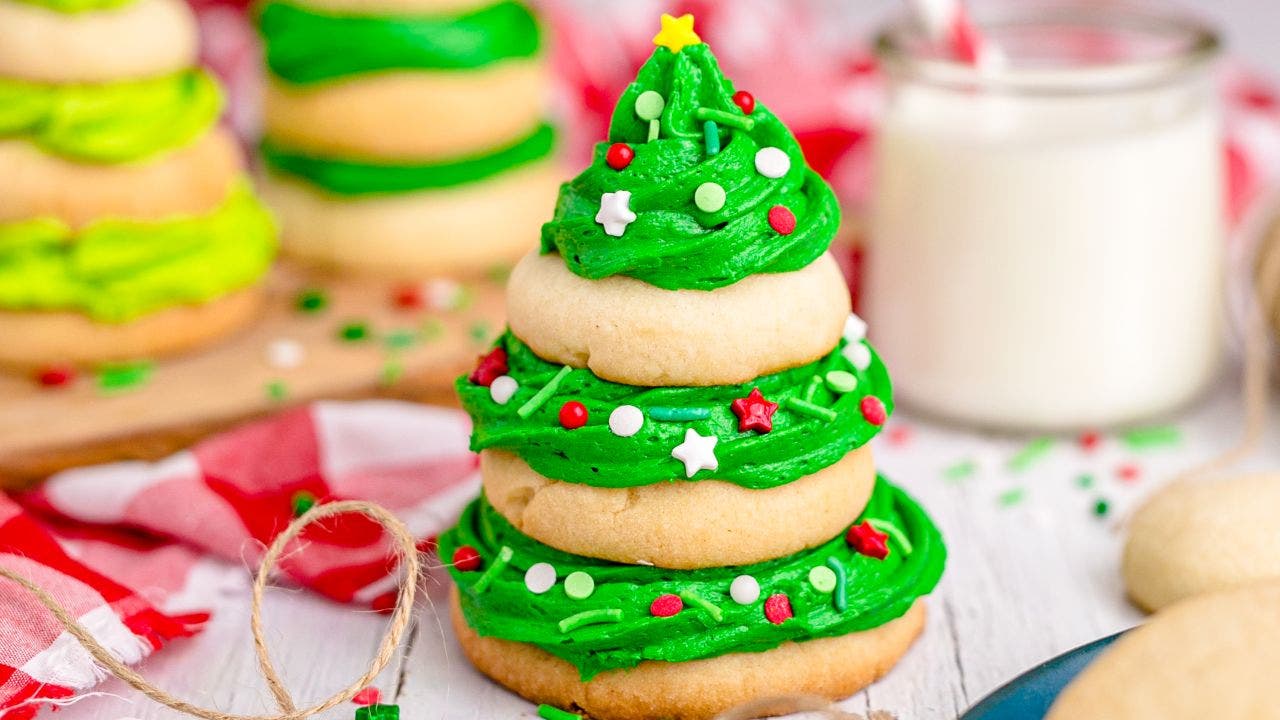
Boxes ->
[260,122,555,196]
[0,181,276,322]
[441,477,945,679]
[458,332,891,489]
[257,0,541,84]
[0,69,221,164]
[539,42,839,291]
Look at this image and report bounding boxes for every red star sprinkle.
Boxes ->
[469,347,508,387]
[452,545,482,572]
[763,593,793,624]
[392,285,425,310]
[859,396,887,426]
[650,594,684,617]
[559,400,589,429]
[731,387,778,433]
[352,687,381,706]
[732,90,756,115]
[846,521,890,560]
[767,205,796,235]
[36,365,76,388]
[606,142,635,170]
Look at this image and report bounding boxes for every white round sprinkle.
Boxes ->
[426,278,464,311]
[524,562,557,594]
[843,341,872,371]
[754,147,791,179]
[609,405,644,437]
[730,574,761,605]
[489,375,518,405]
[265,339,304,369]
[843,313,868,342]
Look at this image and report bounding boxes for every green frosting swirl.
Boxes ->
[458,332,891,489]
[441,477,945,679]
[257,0,541,85]
[539,42,839,291]
[260,122,555,196]
[9,0,135,13]
[0,69,222,164]
[0,181,277,322]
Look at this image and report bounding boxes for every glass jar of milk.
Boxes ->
[866,4,1223,430]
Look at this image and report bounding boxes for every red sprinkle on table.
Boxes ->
[846,521,890,559]
[732,90,755,115]
[650,593,683,617]
[859,396,887,426]
[763,593,793,624]
[767,205,796,235]
[352,687,382,706]
[469,347,508,387]
[606,143,635,170]
[731,387,779,433]
[1117,463,1141,483]
[559,401,589,429]
[1078,430,1102,452]
[37,365,76,388]
[392,285,424,310]
[452,545,482,572]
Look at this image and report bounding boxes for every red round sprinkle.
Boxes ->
[732,90,755,115]
[392,285,425,310]
[763,593,793,624]
[1117,463,1141,483]
[1078,430,1102,451]
[469,347,508,387]
[559,401,589,429]
[452,545,482,572]
[352,687,381,706]
[650,593,683,617]
[36,365,76,388]
[860,396,887,426]
[767,205,796,235]
[605,142,635,170]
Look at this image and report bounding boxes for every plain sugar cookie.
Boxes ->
[0,128,242,228]
[0,288,263,369]
[263,62,546,163]
[1122,474,1280,612]
[452,590,925,720]
[0,0,196,83]
[1046,582,1280,720]
[482,447,875,569]
[506,251,851,387]
[259,161,560,279]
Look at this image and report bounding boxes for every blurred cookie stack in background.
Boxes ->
[255,0,560,279]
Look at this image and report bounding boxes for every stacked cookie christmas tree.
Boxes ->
[255,0,559,279]
[0,0,276,368]
[440,15,945,720]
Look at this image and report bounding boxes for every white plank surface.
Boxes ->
[49,370,1277,720]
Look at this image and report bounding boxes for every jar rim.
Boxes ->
[874,2,1221,96]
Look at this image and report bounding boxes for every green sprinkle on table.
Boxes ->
[1093,498,1110,517]
[383,329,418,350]
[265,379,288,402]
[421,318,444,341]
[355,705,399,720]
[291,491,316,517]
[97,362,153,393]
[469,321,491,343]
[1122,425,1181,450]
[295,288,327,313]
[1007,437,1054,473]
[380,359,403,387]
[997,488,1027,507]
[1076,473,1095,489]
[943,459,976,481]
[339,321,369,342]
[537,705,582,720]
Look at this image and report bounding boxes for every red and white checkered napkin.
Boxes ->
[1,401,479,719]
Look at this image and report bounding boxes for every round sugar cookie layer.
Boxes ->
[0,128,241,229]
[0,288,263,369]
[0,0,196,83]
[263,61,547,163]
[259,160,560,280]
[452,591,925,720]
[482,447,875,569]
[507,251,851,387]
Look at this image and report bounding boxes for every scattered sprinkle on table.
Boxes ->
[354,704,398,720]
[420,318,444,341]
[265,379,288,402]
[291,491,316,517]
[338,321,369,342]
[997,487,1026,507]
[1007,437,1053,473]
[1116,463,1141,483]
[943,459,976,481]
[537,705,583,720]
[1077,430,1102,451]
[469,321,491,343]
[97,362,152,393]
[1122,425,1181,450]
[1093,498,1110,517]
[1076,473,1095,489]
[351,687,381,706]
[380,359,403,387]
[295,288,327,313]
[36,365,76,388]
[383,329,418,350]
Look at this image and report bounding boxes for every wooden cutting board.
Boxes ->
[0,265,505,487]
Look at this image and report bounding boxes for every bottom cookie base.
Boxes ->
[0,287,263,369]
[450,589,926,720]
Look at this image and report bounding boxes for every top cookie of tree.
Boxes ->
[539,14,840,292]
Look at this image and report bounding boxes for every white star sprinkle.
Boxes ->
[596,190,637,237]
[671,428,718,478]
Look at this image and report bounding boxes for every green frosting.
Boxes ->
[459,332,891,490]
[260,122,555,196]
[9,0,135,12]
[441,477,945,679]
[0,70,222,164]
[539,42,839,291]
[0,181,277,322]
[257,0,541,85]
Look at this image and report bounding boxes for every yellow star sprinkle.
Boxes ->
[653,13,701,53]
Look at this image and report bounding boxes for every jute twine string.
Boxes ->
[0,500,420,720]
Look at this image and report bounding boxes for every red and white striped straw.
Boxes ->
[907,0,1003,70]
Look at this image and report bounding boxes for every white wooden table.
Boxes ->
[53,371,1274,720]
